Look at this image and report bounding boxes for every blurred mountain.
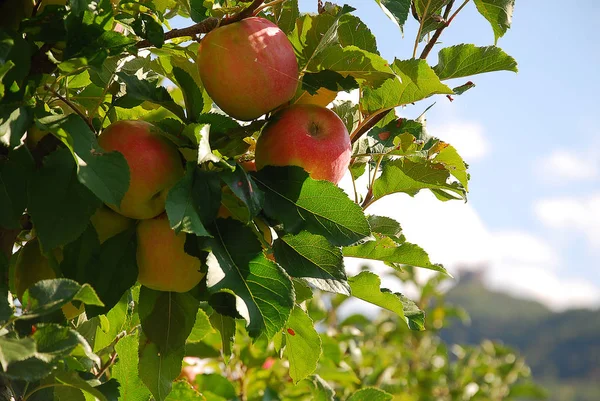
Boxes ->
[441,269,600,401]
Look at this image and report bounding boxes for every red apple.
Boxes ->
[98,120,184,220]
[255,104,351,183]
[197,17,299,121]
[136,213,205,292]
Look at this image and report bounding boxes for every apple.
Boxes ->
[90,206,134,244]
[13,239,84,320]
[136,213,205,292]
[255,104,351,183]
[197,17,299,121]
[98,120,184,220]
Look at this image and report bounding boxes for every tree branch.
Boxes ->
[136,0,265,49]
[419,0,470,60]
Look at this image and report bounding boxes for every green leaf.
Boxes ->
[132,13,164,48]
[54,371,113,401]
[28,148,102,253]
[288,5,355,70]
[113,334,152,401]
[195,374,235,399]
[372,158,466,202]
[0,144,34,229]
[473,0,515,43]
[115,72,185,120]
[283,307,322,384]
[253,166,371,247]
[274,231,350,295]
[348,271,425,330]
[338,14,378,53]
[430,141,469,189]
[347,388,393,401]
[206,219,294,339]
[220,165,264,219]
[302,70,359,95]
[309,375,335,401]
[209,312,235,357]
[0,336,36,371]
[166,381,207,400]
[166,164,220,237]
[139,332,185,401]
[343,216,447,274]
[0,254,12,322]
[373,0,411,32]
[361,59,452,114]
[414,0,449,40]
[190,0,209,22]
[0,105,32,149]
[433,44,518,80]
[271,0,299,35]
[139,288,199,353]
[188,308,213,343]
[138,288,199,401]
[309,45,395,88]
[62,225,138,317]
[4,324,100,381]
[73,284,104,307]
[37,114,130,208]
[173,66,204,122]
[21,279,83,319]
[452,81,476,95]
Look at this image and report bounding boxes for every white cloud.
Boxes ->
[427,121,489,162]
[338,179,600,310]
[536,150,599,182]
[534,193,600,247]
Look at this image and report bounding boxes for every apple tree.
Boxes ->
[0,0,521,400]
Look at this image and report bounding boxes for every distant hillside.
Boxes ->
[440,273,600,400]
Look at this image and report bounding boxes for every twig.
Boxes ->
[360,155,384,209]
[44,85,96,133]
[419,0,470,60]
[96,351,118,379]
[350,110,390,145]
[412,0,432,58]
[253,0,286,15]
[136,0,265,48]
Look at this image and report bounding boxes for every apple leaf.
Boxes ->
[453,81,476,95]
[172,66,204,122]
[274,231,350,295]
[132,13,164,48]
[373,0,411,33]
[0,144,34,229]
[349,271,425,330]
[338,14,378,53]
[309,45,395,88]
[166,164,220,237]
[0,336,37,371]
[21,279,103,319]
[367,117,427,156]
[166,381,206,401]
[209,312,235,357]
[270,0,300,35]
[0,105,31,149]
[53,371,115,401]
[348,388,393,401]
[206,218,294,340]
[361,59,453,114]
[310,375,336,401]
[434,44,518,80]
[195,374,236,399]
[473,0,515,43]
[138,288,199,401]
[284,307,322,384]
[372,157,467,202]
[113,334,152,401]
[253,167,372,247]
[413,0,449,40]
[302,70,359,95]
[28,150,101,252]
[37,114,130,208]
[115,72,185,121]
[220,164,264,218]
[62,225,139,317]
[430,141,469,190]
[3,324,100,382]
[190,0,209,22]
[187,307,213,343]
[0,254,12,323]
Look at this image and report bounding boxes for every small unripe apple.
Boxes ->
[197,17,299,121]
[255,104,351,183]
[136,213,205,293]
[90,206,134,244]
[98,120,184,220]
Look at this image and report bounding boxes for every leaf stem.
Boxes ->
[361,155,384,210]
[412,0,433,58]
[136,0,265,48]
[44,85,96,133]
[253,0,286,15]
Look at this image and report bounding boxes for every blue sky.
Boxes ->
[174,1,599,309]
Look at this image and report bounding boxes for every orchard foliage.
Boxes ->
[0,0,522,400]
